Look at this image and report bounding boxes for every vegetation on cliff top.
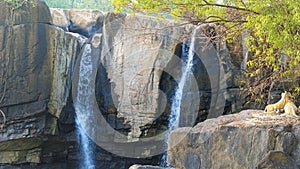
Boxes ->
[112,0,300,104]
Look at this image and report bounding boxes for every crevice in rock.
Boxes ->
[57,92,75,134]
[95,63,131,135]
[60,17,103,38]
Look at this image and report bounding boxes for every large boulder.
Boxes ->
[98,12,189,139]
[50,8,104,37]
[168,110,300,169]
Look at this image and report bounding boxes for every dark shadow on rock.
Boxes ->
[257,151,298,169]
[158,42,212,129]
[95,63,131,135]
[68,16,103,38]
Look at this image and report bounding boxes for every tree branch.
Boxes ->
[201,0,260,15]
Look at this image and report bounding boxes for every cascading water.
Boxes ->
[241,31,249,70]
[76,118,95,169]
[161,28,198,167]
[74,44,95,169]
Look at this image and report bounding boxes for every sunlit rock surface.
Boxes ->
[168,110,300,169]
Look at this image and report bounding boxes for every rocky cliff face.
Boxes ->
[0,0,245,168]
[0,0,62,164]
[168,110,300,169]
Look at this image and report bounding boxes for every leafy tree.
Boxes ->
[112,0,300,105]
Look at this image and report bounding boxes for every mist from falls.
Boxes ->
[160,28,198,167]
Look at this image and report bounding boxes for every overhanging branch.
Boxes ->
[201,0,260,15]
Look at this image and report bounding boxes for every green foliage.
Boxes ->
[242,0,300,102]
[43,0,113,11]
[4,0,34,9]
[112,0,300,104]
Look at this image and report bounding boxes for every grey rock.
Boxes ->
[168,110,300,169]
[257,151,298,169]
[0,0,51,26]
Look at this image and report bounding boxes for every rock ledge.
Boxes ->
[168,110,300,169]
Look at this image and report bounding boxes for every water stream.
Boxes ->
[161,28,198,167]
[74,44,95,169]
[76,118,95,169]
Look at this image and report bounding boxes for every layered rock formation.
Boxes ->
[0,0,65,164]
[168,110,300,169]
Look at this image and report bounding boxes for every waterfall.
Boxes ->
[74,44,95,169]
[161,28,197,167]
[76,118,95,169]
[241,31,249,70]
[169,34,195,130]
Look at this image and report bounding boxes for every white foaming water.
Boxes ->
[74,44,95,169]
[161,28,198,167]
[76,118,95,169]
[169,35,196,130]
